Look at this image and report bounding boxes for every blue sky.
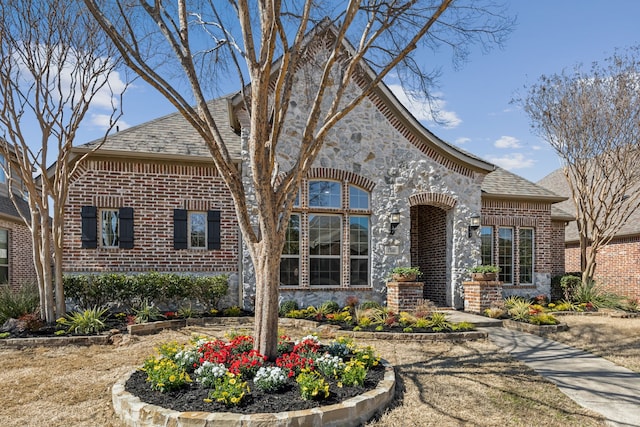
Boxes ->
[75,1,640,184]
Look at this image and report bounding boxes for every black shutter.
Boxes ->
[207,210,221,250]
[119,207,134,249]
[81,206,97,249]
[173,209,188,249]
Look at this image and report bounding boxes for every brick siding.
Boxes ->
[0,218,37,289]
[481,199,556,285]
[64,157,238,274]
[566,236,640,300]
[410,205,447,306]
[462,281,503,313]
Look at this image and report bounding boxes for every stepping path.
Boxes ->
[486,327,640,427]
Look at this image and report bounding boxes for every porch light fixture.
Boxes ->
[468,213,481,238]
[389,208,401,235]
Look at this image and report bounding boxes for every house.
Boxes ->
[0,152,37,289]
[62,35,569,310]
[539,169,640,300]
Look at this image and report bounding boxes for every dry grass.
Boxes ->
[0,323,607,427]
[549,313,640,372]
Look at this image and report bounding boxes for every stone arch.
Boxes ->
[274,168,376,192]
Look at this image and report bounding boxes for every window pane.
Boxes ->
[101,210,119,247]
[0,155,5,183]
[280,258,299,286]
[519,228,534,284]
[498,227,513,284]
[309,215,341,256]
[310,258,340,286]
[0,229,7,265]
[309,181,341,208]
[480,226,493,266]
[349,186,369,209]
[190,212,206,248]
[350,259,368,286]
[349,216,369,255]
[283,215,300,255]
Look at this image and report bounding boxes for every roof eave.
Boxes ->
[482,192,568,203]
[70,147,241,165]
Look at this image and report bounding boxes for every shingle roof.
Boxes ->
[538,168,640,242]
[78,96,241,159]
[0,194,29,222]
[481,167,567,202]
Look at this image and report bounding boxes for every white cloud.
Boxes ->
[90,113,130,131]
[485,153,535,171]
[388,84,462,129]
[455,137,471,145]
[494,135,522,149]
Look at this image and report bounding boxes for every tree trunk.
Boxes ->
[252,241,282,361]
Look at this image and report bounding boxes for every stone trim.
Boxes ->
[112,360,396,427]
[306,168,376,192]
[408,192,457,209]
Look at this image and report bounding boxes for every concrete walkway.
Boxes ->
[485,326,640,427]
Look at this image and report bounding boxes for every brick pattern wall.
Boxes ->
[566,236,640,299]
[550,220,567,277]
[64,158,238,274]
[481,199,555,286]
[386,281,424,313]
[462,281,503,313]
[0,218,37,289]
[410,205,447,306]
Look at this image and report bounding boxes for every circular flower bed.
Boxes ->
[122,333,390,419]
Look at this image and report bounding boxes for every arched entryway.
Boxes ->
[409,193,456,307]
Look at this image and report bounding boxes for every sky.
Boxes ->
[73,1,640,184]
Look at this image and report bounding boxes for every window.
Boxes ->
[280,214,300,286]
[189,212,206,249]
[0,229,8,283]
[0,155,5,184]
[173,209,221,250]
[480,226,493,266]
[519,228,534,284]
[498,227,513,284]
[281,179,370,287]
[101,209,119,248]
[81,206,134,249]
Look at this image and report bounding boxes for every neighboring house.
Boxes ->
[539,169,640,300]
[62,32,568,310]
[0,152,37,289]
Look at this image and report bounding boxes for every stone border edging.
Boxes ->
[112,359,396,427]
[502,319,568,336]
[0,333,113,348]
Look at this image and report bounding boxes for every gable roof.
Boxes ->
[481,167,567,203]
[0,194,29,223]
[538,168,640,242]
[73,96,241,161]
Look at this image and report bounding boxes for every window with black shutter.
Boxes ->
[81,206,97,249]
[173,209,188,249]
[207,210,221,250]
[119,207,134,249]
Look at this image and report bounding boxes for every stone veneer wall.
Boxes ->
[64,158,241,307]
[566,237,640,300]
[481,199,555,298]
[0,217,37,290]
[238,47,483,310]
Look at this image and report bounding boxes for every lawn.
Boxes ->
[0,319,613,426]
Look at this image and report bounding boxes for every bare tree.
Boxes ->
[519,47,640,285]
[0,0,128,323]
[83,0,512,359]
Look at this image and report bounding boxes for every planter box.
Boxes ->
[502,319,568,336]
[470,272,497,281]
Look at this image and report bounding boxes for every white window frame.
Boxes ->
[188,211,207,249]
[100,209,119,248]
[519,227,535,285]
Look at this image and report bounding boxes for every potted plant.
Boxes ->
[468,265,500,281]
[389,266,422,282]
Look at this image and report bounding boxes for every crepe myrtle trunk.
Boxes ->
[251,241,283,361]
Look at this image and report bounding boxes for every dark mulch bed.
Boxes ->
[125,363,385,414]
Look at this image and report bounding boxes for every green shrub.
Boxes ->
[279,300,299,317]
[358,300,381,310]
[505,296,531,321]
[222,306,242,317]
[133,299,162,324]
[191,275,229,310]
[427,312,452,332]
[528,313,558,325]
[560,274,582,301]
[318,300,340,314]
[0,283,39,324]
[571,280,623,309]
[56,306,109,334]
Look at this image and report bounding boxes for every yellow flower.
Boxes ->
[229,378,236,385]
[169,375,176,382]
[203,398,212,403]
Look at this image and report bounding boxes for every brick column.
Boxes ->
[463,281,503,313]
[386,281,424,313]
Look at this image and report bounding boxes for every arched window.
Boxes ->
[280,179,370,288]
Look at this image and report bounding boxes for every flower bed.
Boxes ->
[118,333,394,426]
